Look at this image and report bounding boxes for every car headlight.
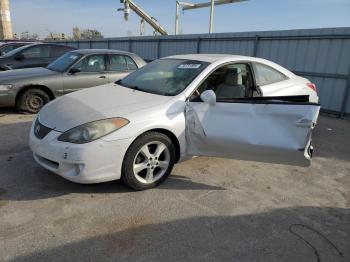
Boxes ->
[0,84,13,91]
[58,118,129,144]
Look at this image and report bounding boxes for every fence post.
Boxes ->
[253,35,260,57]
[157,38,161,59]
[77,41,80,49]
[340,68,350,118]
[128,39,132,52]
[89,40,92,49]
[196,37,201,54]
[107,39,110,49]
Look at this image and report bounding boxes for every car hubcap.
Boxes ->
[133,141,170,184]
[27,95,44,110]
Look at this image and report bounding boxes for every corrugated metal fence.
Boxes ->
[52,27,350,117]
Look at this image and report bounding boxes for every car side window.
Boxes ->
[109,55,128,71]
[125,56,138,70]
[74,55,106,72]
[21,46,50,58]
[193,63,254,100]
[253,63,287,86]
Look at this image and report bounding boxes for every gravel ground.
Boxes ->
[0,109,349,262]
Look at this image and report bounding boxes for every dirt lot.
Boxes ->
[0,109,349,262]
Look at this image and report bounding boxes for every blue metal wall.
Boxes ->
[54,27,350,117]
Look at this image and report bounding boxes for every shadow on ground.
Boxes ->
[0,114,349,201]
[0,156,225,201]
[0,121,32,155]
[8,206,350,262]
[0,108,28,116]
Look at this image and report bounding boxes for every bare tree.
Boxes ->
[80,29,104,40]
[20,31,39,40]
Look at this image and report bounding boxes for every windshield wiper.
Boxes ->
[115,80,141,91]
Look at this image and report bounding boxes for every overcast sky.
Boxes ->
[10,0,350,38]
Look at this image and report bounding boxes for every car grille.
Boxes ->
[34,118,52,139]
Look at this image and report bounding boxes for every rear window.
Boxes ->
[253,63,287,86]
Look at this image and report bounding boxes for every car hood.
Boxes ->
[39,83,173,132]
[0,67,57,82]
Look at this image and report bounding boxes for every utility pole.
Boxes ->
[209,0,214,33]
[0,0,13,39]
[175,1,179,35]
[175,0,247,35]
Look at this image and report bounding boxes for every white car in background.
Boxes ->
[29,54,320,190]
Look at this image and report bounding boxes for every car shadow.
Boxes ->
[0,114,348,202]
[0,107,34,116]
[0,121,32,156]
[0,151,225,201]
[7,206,349,262]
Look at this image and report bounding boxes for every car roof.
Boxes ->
[72,49,135,55]
[2,41,37,45]
[164,54,253,63]
[0,41,36,45]
[14,42,73,48]
[165,54,295,77]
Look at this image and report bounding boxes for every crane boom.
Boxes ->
[120,0,168,35]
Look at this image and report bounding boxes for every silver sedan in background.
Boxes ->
[0,49,146,113]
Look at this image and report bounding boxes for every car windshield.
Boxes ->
[117,59,209,96]
[47,52,82,72]
[1,44,30,57]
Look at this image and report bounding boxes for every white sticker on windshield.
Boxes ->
[69,55,78,60]
[177,64,201,69]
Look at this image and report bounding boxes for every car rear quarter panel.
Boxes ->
[259,77,319,103]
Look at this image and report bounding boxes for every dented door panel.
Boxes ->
[185,101,320,167]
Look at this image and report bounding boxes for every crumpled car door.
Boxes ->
[185,99,320,167]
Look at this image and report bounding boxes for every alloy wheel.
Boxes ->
[133,141,170,184]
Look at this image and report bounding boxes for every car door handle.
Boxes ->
[99,75,106,79]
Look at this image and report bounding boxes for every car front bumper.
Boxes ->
[29,121,134,184]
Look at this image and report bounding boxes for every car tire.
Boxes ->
[122,132,176,190]
[17,88,50,114]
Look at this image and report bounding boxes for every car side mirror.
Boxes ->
[14,54,25,61]
[200,90,216,105]
[69,67,81,74]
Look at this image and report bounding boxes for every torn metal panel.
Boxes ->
[185,101,320,167]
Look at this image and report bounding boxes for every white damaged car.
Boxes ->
[29,54,320,190]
